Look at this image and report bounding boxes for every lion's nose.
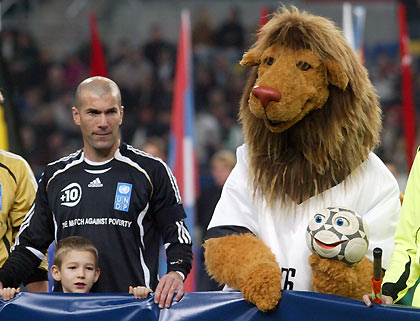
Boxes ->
[252,86,281,109]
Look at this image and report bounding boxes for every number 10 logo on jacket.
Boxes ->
[60,183,82,207]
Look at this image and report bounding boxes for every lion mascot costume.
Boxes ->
[203,7,401,312]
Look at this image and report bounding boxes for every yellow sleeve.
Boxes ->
[9,157,37,240]
[382,149,420,302]
[39,253,49,272]
[10,158,48,275]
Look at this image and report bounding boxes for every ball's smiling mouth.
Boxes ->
[315,238,347,249]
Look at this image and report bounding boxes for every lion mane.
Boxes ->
[239,7,381,206]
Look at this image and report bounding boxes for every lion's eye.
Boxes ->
[264,57,275,66]
[296,61,312,71]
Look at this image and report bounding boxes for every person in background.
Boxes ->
[0,91,48,294]
[363,148,420,307]
[196,149,236,291]
[0,77,192,309]
[141,136,167,162]
[385,161,407,200]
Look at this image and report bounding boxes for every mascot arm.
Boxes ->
[204,233,282,312]
[309,254,373,300]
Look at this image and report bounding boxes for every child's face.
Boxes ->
[51,250,100,293]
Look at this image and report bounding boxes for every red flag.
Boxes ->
[398,4,416,170]
[259,7,269,30]
[89,11,108,77]
[168,10,198,292]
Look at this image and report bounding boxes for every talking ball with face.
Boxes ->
[306,207,369,265]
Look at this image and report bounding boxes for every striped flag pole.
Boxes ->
[343,3,355,50]
[353,5,366,64]
[343,2,366,63]
[398,3,416,170]
[168,9,198,292]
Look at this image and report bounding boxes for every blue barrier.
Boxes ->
[1,290,420,320]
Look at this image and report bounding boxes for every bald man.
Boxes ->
[0,77,192,308]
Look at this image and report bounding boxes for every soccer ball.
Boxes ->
[306,207,369,265]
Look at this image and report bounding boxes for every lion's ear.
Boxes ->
[240,50,261,66]
[325,59,349,90]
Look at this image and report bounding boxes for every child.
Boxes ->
[50,236,100,293]
[0,236,151,300]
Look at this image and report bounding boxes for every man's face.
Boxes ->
[72,92,123,160]
[51,250,100,293]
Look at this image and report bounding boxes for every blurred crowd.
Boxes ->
[0,6,415,189]
[1,7,250,181]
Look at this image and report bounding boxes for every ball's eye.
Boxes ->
[334,216,349,227]
[308,212,327,231]
[296,61,312,71]
[264,57,275,66]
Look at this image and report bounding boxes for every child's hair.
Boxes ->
[53,236,98,268]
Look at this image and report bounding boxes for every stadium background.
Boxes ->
[0,0,418,293]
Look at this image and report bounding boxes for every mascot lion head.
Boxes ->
[239,7,381,206]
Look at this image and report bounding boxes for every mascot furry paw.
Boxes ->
[204,6,401,312]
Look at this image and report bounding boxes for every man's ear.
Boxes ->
[119,106,124,126]
[240,50,261,66]
[72,106,80,126]
[325,59,349,90]
[51,265,61,282]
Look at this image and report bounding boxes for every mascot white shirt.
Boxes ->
[207,144,401,292]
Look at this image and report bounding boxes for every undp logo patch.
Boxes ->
[114,182,132,212]
[118,184,130,194]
